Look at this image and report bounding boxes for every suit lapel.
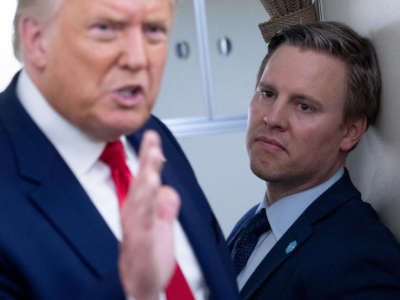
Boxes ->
[240,172,359,300]
[240,221,312,300]
[0,76,119,277]
[28,164,120,277]
[127,120,221,256]
[127,119,220,252]
[163,150,236,299]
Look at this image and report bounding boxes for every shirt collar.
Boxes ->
[16,70,105,176]
[258,167,344,241]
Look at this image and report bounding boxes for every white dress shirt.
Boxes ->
[237,168,345,290]
[17,70,208,299]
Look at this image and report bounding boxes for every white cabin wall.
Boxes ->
[156,0,269,235]
[321,0,400,239]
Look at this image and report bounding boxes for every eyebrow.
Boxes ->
[143,18,170,28]
[90,6,128,23]
[256,82,275,91]
[95,6,171,28]
[93,2,141,23]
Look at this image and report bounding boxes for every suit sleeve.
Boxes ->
[0,260,24,299]
[76,266,126,300]
[0,257,125,300]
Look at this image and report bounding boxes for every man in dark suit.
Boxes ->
[0,0,239,299]
[228,22,400,299]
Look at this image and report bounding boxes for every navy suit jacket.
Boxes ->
[228,171,400,300]
[0,74,239,300]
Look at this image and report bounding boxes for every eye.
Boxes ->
[144,23,168,41]
[96,23,111,31]
[148,25,161,33]
[256,89,274,100]
[297,103,314,112]
[90,22,120,40]
[261,90,274,98]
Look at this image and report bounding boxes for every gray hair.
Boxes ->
[257,21,381,127]
[13,0,63,62]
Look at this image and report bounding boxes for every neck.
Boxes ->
[266,165,344,205]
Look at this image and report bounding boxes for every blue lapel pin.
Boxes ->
[285,240,298,255]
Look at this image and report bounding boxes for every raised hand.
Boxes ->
[119,130,180,300]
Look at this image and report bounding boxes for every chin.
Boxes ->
[82,109,152,141]
[108,123,143,140]
[250,159,285,182]
[83,123,137,142]
[251,162,271,181]
[109,113,149,132]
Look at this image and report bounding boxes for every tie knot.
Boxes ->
[100,140,126,169]
[243,208,270,236]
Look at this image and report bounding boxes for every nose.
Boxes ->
[119,28,148,71]
[263,97,288,130]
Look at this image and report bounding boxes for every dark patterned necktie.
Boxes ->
[231,208,270,274]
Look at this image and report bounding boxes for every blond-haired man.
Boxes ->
[228,22,400,300]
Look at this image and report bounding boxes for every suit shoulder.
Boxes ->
[310,198,399,251]
[143,116,195,173]
[323,198,398,243]
[146,116,184,152]
[299,198,400,282]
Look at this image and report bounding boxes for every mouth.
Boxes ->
[112,85,144,107]
[254,136,287,153]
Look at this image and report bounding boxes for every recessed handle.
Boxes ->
[217,36,232,56]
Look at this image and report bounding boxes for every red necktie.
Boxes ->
[100,141,195,300]
[100,140,132,206]
[165,263,195,300]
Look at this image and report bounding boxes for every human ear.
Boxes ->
[340,115,367,152]
[19,17,48,69]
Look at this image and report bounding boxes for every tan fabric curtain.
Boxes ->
[259,0,318,42]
